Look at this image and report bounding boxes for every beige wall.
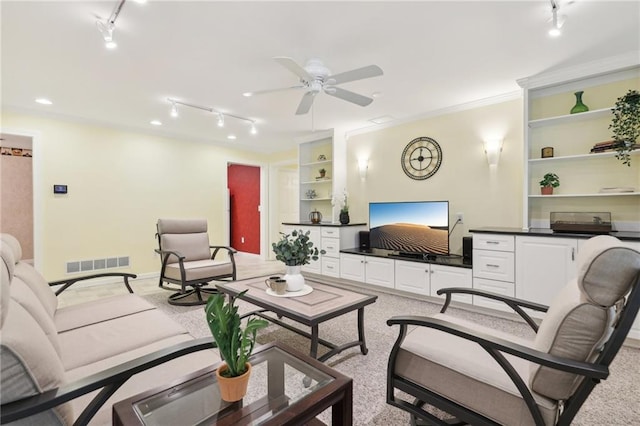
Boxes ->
[345,98,524,255]
[1,112,296,280]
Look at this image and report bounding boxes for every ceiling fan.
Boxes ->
[243,57,383,115]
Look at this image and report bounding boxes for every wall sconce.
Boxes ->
[484,139,503,166]
[358,158,369,180]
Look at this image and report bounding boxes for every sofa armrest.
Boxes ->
[0,337,217,425]
[436,287,548,332]
[49,273,138,296]
[210,245,238,258]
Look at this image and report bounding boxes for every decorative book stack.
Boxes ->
[590,140,639,153]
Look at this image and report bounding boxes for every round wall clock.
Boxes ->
[401,136,443,180]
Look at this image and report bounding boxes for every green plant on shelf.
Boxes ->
[539,173,560,188]
[609,89,640,166]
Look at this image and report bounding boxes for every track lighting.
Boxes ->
[166,98,258,136]
[548,0,566,37]
[96,0,126,49]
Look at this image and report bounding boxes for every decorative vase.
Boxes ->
[216,362,251,402]
[570,91,589,114]
[283,265,305,292]
[309,210,322,224]
[339,211,350,225]
[541,186,554,195]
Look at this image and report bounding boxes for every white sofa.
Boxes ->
[0,234,220,425]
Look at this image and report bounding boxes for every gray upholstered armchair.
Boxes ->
[156,218,237,306]
[387,235,640,425]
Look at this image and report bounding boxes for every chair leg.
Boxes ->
[410,400,467,426]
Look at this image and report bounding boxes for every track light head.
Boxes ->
[548,0,566,37]
[170,101,178,118]
[217,113,225,127]
[250,123,257,135]
[96,20,117,48]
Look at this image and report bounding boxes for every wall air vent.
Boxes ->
[66,256,129,274]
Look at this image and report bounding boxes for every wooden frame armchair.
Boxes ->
[387,235,640,426]
[156,218,237,306]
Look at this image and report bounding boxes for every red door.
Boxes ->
[227,164,260,254]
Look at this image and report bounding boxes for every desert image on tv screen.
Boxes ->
[369,202,449,254]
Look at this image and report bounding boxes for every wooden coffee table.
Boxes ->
[216,276,377,362]
[113,341,352,426]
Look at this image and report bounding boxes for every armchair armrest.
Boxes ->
[436,287,548,332]
[0,338,217,425]
[49,273,137,296]
[154,248,185,261]
[209,245,237,259]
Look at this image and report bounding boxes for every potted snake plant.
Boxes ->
[205,291,268,402]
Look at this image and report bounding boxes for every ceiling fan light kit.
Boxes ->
[245,57,383,115]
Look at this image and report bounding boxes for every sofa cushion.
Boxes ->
[54,293,156,333]
[10,276,62,356]
[58,309,190,371]
[1,300,74,425]
[1,242,15,327]
[13,262,58,319]
[1,233,23,263]
[160,234,211,263]
[164,259,233,282]
[396,313,557,426]
[68,336,220,426]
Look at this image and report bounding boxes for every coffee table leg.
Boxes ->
[310,324,319,359]
[332,380,353,425]
[358,308,368,355]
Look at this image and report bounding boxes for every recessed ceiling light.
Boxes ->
[150,120,162,126]
[35,98,53,105]
[242,92,253,97]
[227,134,237,140]
[369,115,395,124]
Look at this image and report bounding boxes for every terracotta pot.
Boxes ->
[216,362,251,402]
[541,186,554,195]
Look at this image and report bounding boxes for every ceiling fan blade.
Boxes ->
[327,65,383,85]
[296,91,316,115]
[274,56,313,81]
[324,87,373,107]
[243,85,305,97]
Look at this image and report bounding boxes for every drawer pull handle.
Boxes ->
[327,265,333,269]
[487,241,499,245]
[487,264,500,268]
[571,248,575,261]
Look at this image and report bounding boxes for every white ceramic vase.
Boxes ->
[283,265,305,292]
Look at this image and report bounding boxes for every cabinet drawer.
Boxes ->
[322,257,340,277]
[473,234,514,252]
[473,277,515,312]
[321,227,340,238]
[473,249,514,282]
[321,237,340,258]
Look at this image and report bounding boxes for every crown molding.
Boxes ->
[516,51,640,90]
[346,90,522,138]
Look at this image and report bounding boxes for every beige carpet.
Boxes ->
[144,283,640,425]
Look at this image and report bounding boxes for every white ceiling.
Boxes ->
[2,1,639,153]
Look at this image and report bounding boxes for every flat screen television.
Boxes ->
[369,201,449,255]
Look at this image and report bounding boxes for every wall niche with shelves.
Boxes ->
[298,135,334,223]
[519,64,640,231]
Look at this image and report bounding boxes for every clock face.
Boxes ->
[401,137,443,180]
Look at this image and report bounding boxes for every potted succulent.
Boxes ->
[205,291,268,402]
[539,173,560,195]
[272,229,323,292]
[319,168,326,178]
[609,89,640,166]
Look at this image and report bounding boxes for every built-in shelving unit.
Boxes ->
[298,135,334,223]
[518,62,640,230]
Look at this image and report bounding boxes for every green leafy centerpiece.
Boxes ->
[205,291,268,401]
[272,229,322,291]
